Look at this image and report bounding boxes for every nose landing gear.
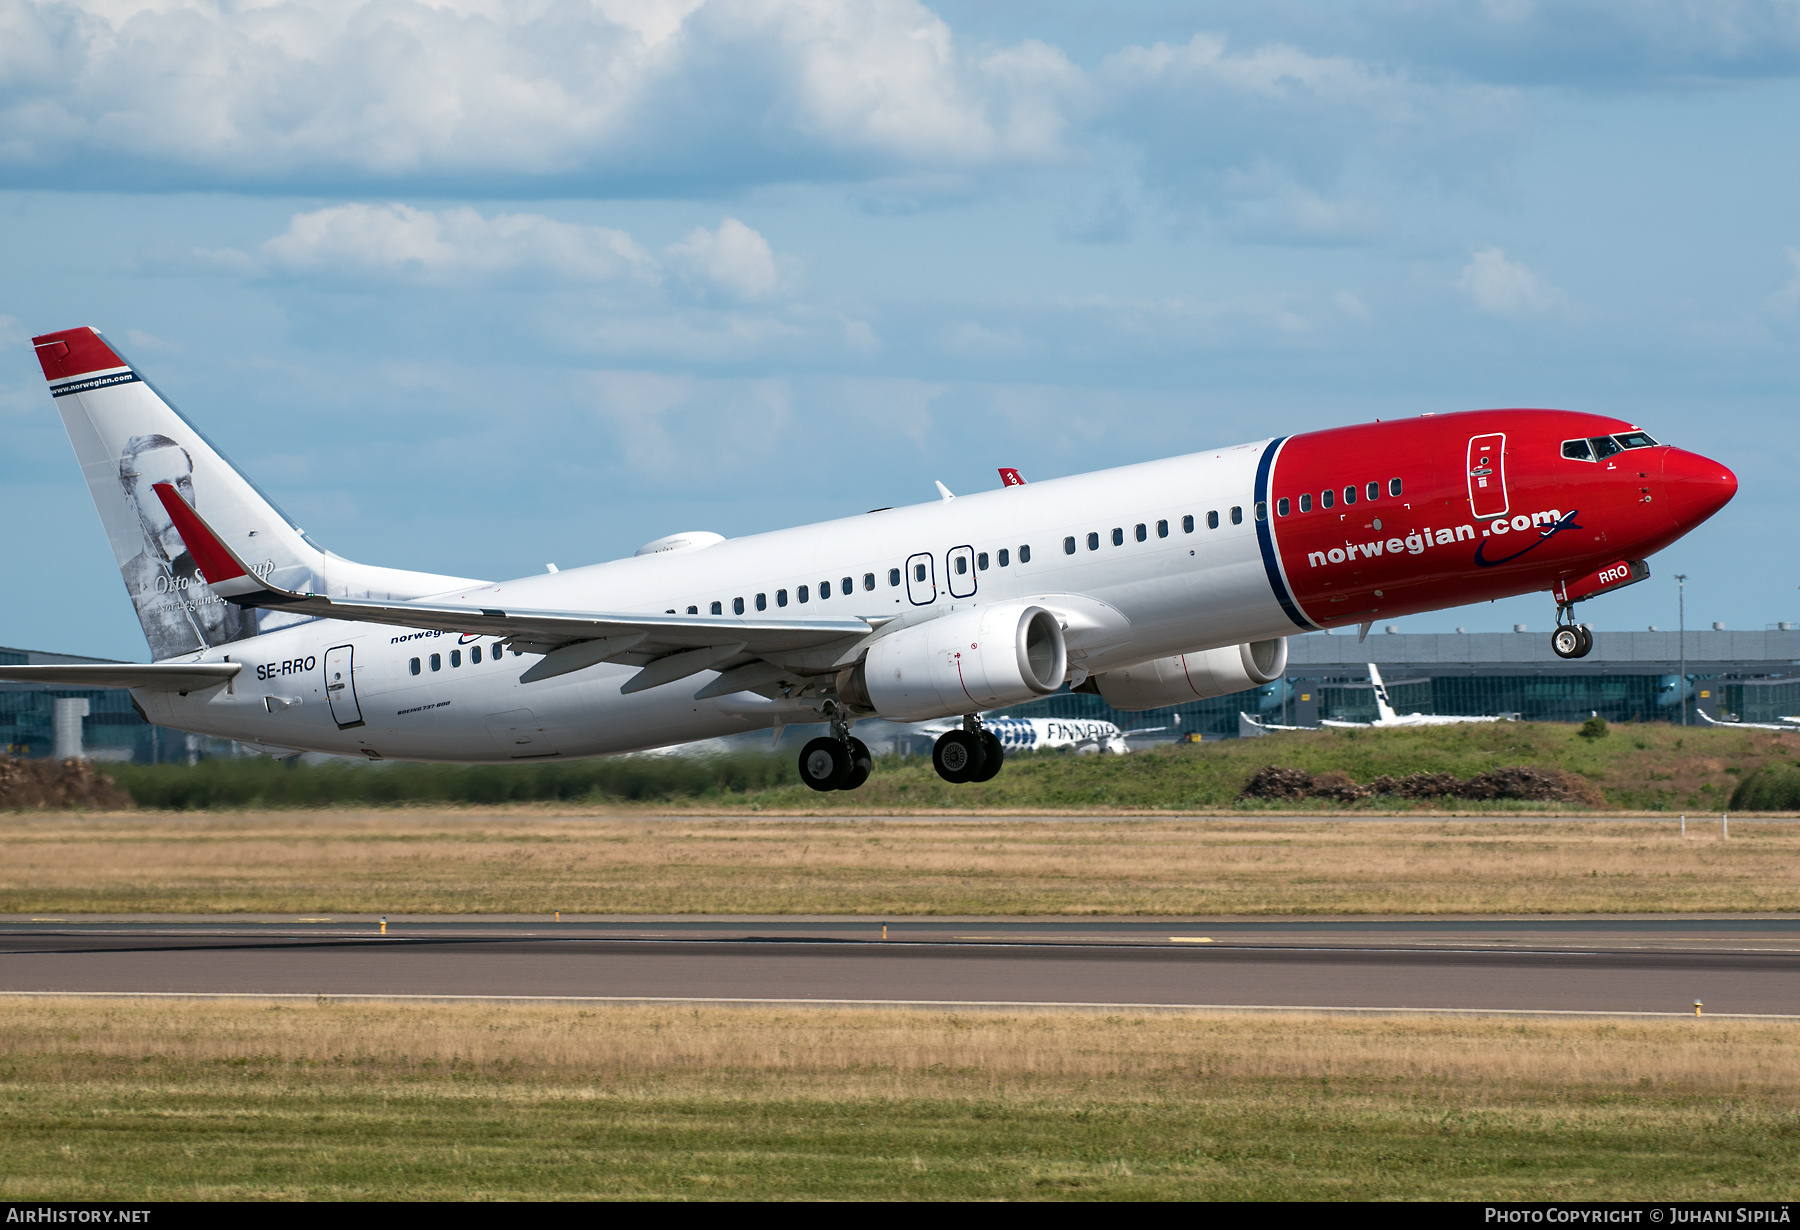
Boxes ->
[1552,610,1593,660]
[933,716,1004,784]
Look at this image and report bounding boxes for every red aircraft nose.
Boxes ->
[1661,447,1737,531]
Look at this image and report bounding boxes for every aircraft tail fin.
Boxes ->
[1367,662,1399,723]
[33,326,478,661]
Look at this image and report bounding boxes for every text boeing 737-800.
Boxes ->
[2,326,1737,790]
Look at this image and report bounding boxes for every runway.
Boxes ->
[2,916,1796,1015]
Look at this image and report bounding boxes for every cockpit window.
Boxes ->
[1614,431,1658,449]
[1589,435,1624,460]
[1561,439,1592,461]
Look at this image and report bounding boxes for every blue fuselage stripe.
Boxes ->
[1254,437,1315,632]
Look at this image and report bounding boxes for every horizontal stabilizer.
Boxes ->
[0,663,240,692]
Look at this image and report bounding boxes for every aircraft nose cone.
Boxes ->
[1661,448,1737,531]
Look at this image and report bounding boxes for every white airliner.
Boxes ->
[2,327,1733,791]
[1696,711,1800,733]
[920,716,1132,755]
[1242,662,1510,731]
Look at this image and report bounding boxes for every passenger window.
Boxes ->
[998,549,1010,566]
[1615,431,1658,449]
[821,580,832,597]
[1088,532,1100,551]
[842,576,853,594]
[712,601,723,615]
[889,568,901,587]
[1207,511,1219,529]
[914,563,927,582]
[777,589,788,607]
[1134,523,1146,542]
[1300,493,1312,513]
[977,552,989,570]
[1064,537,1076,555]
[1253,502,1266,522]
[755,593,767,611]
[733,598,745,615]
[1366,481,1378,501]
[1182,515,1195,533]
[1110,528,1123,546]
[409,657,420,675]
[688,605,698,614]
[430,653,441,672]
[1276,498,1289,517]
[1322,489,1334,510]
[450,649,461,667]
[1343,485,1357,505]
[471,646,482,664]
[1389,477,1402,497]
[1590,436,1623,460]
[1562,439,1593,461]
[863,573,875,591]
[799,585,809,603]
[1019,544,1031,563]
[954,555,967,574]
[1231,506,1243,525]
[1156,520,1168,538]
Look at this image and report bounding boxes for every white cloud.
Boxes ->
[1769,247,1800,313]
[0,0,1070,189]
[667,217,781,301]
[253,203,658,285]
[1457,247,1566,317]
[938,321,1043,360]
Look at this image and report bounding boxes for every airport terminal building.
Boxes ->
[994,628,1800,738]
[6,628,1800,761]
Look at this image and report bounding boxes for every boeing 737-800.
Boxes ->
[1,327,1737,790]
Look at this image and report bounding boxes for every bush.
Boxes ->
[1579,716,1610,740]
[1729,765,1800,811]
[1240,763,1599,806]
[0,757,133,811]
[101,753,798,811]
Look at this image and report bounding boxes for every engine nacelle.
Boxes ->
[1088,638,1288,711]
[841,603,1067,722]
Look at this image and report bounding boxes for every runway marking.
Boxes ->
[1,990,1796,1020]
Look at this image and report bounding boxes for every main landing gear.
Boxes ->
[933,716,1004,785]
[798,702,873,792]
[1552,608,1594,660]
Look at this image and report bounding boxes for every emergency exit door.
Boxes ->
[324,645,365,729]
[905,552,937,605]
[1466,433,1509,518]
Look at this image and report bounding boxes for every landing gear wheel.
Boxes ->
[969,730,1004,782]
[1551,624,1592,660]
[932,730,987,784]
[1577,625,1593,657]
[799,736,852,791]
[840,737,873,791]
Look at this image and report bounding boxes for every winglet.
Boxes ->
[998,467,1025,487]
[935,481,956,501]
[151,481,304,604]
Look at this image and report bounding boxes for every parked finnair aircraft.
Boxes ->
[2,327,1736,791]
[1317,663,1514,729]
[920,716,1132,755]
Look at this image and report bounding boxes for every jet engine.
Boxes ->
[839,603,1067,722]
[1085,639,1288,711]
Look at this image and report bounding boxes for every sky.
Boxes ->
[1,0,1797,662]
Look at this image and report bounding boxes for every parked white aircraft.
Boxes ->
[920,716,1132,755]
[1319,663,1512,729]
[2,327,1732,791]
[1696,711,1800,733]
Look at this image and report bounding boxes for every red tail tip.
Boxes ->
[31,327,125,382]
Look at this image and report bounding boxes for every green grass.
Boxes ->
[90,721,1800,812]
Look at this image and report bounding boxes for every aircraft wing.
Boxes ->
[150,482,873,683]
[0,663,240,692]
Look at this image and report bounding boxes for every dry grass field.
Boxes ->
[2,813,1797,915]
[2,996,1794,1200]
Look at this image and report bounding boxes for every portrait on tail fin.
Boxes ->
[116,431,255,658]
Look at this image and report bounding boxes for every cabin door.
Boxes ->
[1466,433,1509,518]
[324,645,365,730]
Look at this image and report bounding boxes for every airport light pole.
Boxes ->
[1675,573,1688,727]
